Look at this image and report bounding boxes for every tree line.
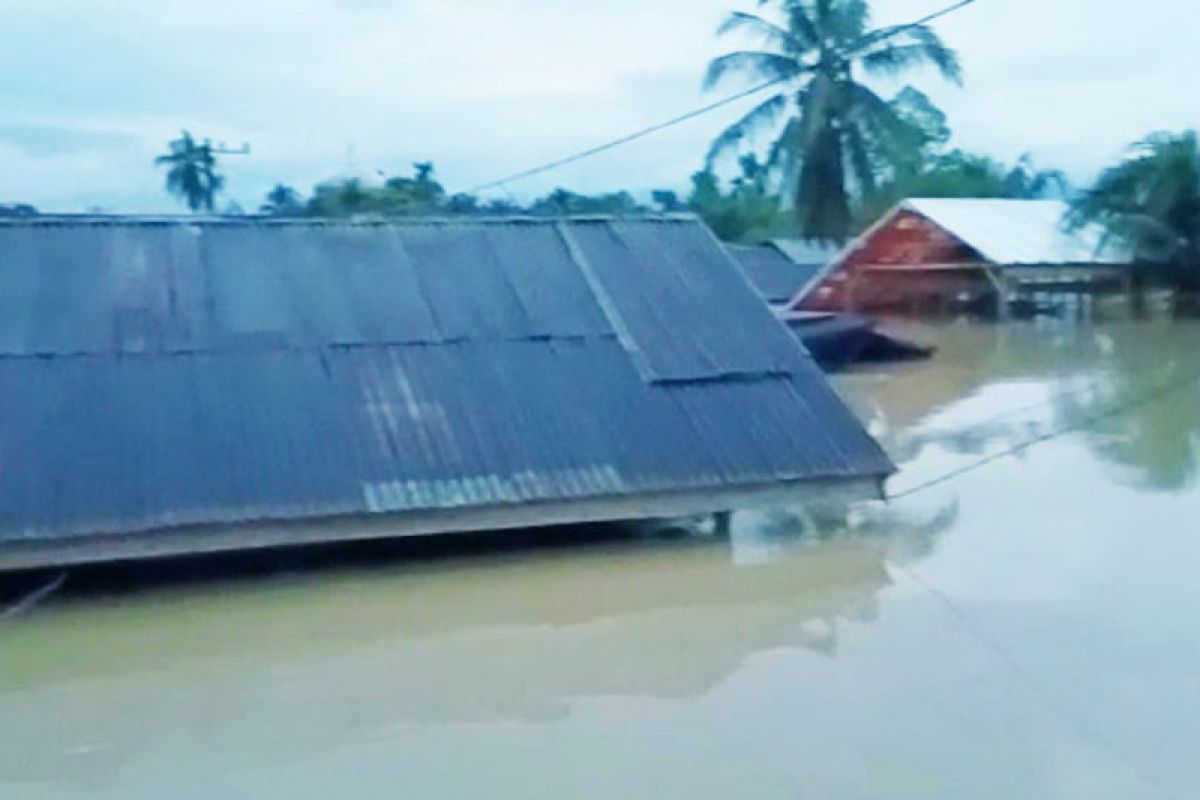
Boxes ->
[3,0,1196,284]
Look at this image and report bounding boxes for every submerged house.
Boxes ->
[798,198,1133,315]
[727,239,838,308]
[0,215,893,570]
[726,239,930,371]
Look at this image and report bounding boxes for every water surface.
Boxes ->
[4,317,1200,799]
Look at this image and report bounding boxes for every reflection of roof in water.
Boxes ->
[0,536,909,784]
[1,540,896,785]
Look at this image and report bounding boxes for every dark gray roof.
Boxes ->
[767,238,840,267]
[727,243,822,304]
[0,216,892,545]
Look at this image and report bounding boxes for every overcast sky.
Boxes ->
[1,0,1195,212]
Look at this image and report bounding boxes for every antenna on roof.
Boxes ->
[211,141,252,156]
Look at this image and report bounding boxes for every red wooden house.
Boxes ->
[795,199,1133,315]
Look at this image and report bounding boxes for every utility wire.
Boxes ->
[468,78,788,194]
[878,354,1193,799]
[857,0,978,46]
[877,365,1194,798]
[887,369,1200,501]
[892,559,1180,799]
[467,0,981,194]
[905,358,1189,445]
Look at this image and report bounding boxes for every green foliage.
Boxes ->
[906,151,1063,197]
[526,188,644,216]
[680,156,792,243]
[262,163,652,220]
[856,145,1068,228]
[885,87,951,179]
[155,131,225,212]
[651,190,687,212]
[1069,130,1200,286]
[300,162,447,217]
[258,160,797,244]
[260,184,303,215]
[0,203,38,217]
[909,150,1014,196]
[704,0,962,241]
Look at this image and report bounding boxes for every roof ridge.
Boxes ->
[0,212,703,227]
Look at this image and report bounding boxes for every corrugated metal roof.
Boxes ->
[767,238,839,267]
[0,216,893,545]
[903,198,1130,266]
[726,244,821,304]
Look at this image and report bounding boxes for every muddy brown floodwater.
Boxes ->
[3,315,1200,800]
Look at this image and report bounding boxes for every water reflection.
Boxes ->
[0,507,953,787]
[5,314,1200,799]
[1051,332,1200,492]
[839,315,1200,493]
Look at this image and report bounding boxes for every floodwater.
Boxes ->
[4,314,1200,800]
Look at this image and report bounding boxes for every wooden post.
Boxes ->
[845,272,861,313]
[1128,268,1147,319]
[982,267,1009,322]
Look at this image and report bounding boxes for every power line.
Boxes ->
[888,369,1200,501]
[468,78,787,194]
[467,0,981,194]
[876,353,1192,800]
[892,558,1180,799]
[911,359,1187,444]
[858,0,978,47]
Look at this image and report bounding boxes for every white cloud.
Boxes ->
[0,0,1195,211]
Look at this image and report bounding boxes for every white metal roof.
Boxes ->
[903,198,1129,266]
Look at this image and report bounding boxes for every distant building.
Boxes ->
[0,215,893,570]
[796,199,1134,315]
[728,239,838,307]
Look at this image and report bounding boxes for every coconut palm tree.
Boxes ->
[1069,130,1200,289]
[155,131,225,212]
[704,0,962,241]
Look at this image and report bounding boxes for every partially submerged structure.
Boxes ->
[727,239,837,308]
[779,312,934,372]
[799,199,1133,316]
[726,240,931,371]
[0,216,893,570]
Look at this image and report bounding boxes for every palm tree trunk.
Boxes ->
[795,125,850,242]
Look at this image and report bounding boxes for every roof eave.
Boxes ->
[0,475,889,572]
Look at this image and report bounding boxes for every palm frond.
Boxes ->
[844,124,878,199]
[703,50,803,91]
[717,11,801,54]
[861,42,962,84]
[813,0,835,27]
[842,82,917,183]
[1070,130,1200,267]
[705,92,789,167]
[843,82,904,132]
[767,115,804,200]
[821,0,870,44]
[854,24,961,83]
[778,0,820,49]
